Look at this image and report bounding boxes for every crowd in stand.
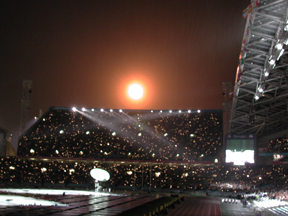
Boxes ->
[262,137,288,154]
[17,107,223,161]
[1,157,288,192]
[7,107,288,195]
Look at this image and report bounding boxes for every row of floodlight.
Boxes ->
[254,20,288,101]
[72,107,201,114]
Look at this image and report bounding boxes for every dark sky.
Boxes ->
[0,0,250,149]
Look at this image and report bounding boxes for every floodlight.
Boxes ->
[275,43,283,50]
[169,110,172,113]
[269,59,275,65]
[197,110,201,113]
[119,109,122,113]
[151,110,153,113]
[110,109,113,112]
[100,108,104,112]
[91,109,94,111]
[188,110,191,113]
[72,107,77,112]
[160,110,162,113]
[254,94,260,100]
[178,110,181,113]
[257,86,264,93]
[82,108,86,111]
[264,70,269,77]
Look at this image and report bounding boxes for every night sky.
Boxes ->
[0,0,250,149]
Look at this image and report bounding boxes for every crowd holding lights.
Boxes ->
[18,107,222,161]
[261,137,288,154]
[1,157,288,197]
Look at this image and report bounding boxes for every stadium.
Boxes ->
[2,0,288,215]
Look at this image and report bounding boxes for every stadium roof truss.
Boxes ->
[229,0,288,141]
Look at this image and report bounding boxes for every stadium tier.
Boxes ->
[17,107,223,162]
[1,157,287,192]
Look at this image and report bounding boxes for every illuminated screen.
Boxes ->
[225,135,255,165]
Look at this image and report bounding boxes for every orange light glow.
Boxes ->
[127,83,144,100]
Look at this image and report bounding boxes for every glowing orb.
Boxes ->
[90,168,110,182]
[128,83,144,100]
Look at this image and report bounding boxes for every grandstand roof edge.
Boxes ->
[52,107,223,113]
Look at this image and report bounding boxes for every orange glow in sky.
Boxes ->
[127,83,144,100]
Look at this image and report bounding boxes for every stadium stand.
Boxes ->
[17,107,223,162]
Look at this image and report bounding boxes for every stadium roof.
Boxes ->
[229,0,288,143]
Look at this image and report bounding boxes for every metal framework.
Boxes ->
[229,0,288,142]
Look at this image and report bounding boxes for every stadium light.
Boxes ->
[197,110,201,113]
[178,110,182,113]
[110,109,113,112]
[160,110,162,113]
[100,108,104,112]
[91,108,94,111]
[169,110,172,113]
[119,109,122,113]
[188,110,191,113]
[254,94,260,101]
[269,58,275,65]
[151,110,153,113]
[82,108,86,111]
[72,107,77,112]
